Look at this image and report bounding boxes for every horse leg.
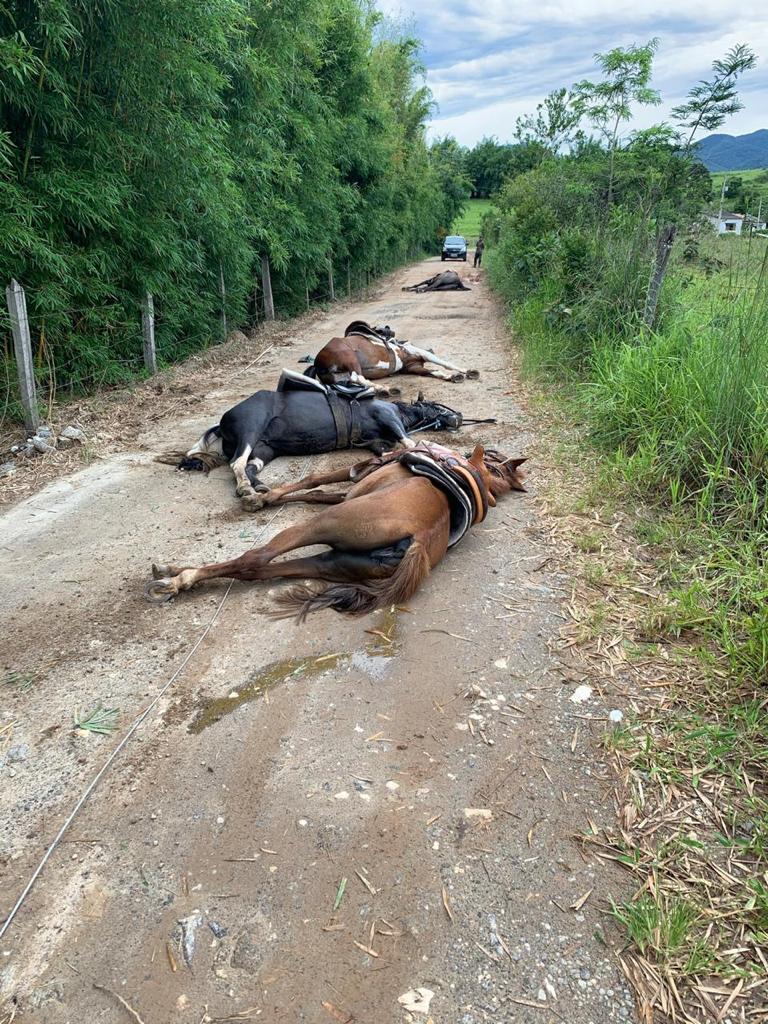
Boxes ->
[241,464,355,512]
[254,546,406,584]
[146,517,332,601]
[400,342,472,375]
[146,485,431,602]
[372,404,417,450]
[231,441,271,498]
[402,362,465,383]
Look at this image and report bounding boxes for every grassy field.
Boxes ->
[452,198,492,240]
[711,166,768,213]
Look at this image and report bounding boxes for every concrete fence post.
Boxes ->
[261,255,275,321]
[327,257,335,302]
[218,263,228,344]
[141,292,157,373]
[5,279,40,431]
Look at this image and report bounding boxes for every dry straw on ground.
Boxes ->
[516,367,768,1023]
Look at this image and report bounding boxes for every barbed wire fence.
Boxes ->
[1,246,424,443]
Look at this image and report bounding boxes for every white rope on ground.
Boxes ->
[0,458,312,940]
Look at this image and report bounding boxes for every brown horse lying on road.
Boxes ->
[402,270,471,293]
[308,320,479,393]
[145,443,526,619]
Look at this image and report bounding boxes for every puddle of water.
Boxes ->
[350,605,403,680]
[188,653,348,734]
[364,605,401,658]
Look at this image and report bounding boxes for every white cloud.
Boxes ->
[377,0,768,146]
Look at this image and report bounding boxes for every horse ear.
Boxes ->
[417,390,425,403]
[504,457,527,470]
[469,443,485,467]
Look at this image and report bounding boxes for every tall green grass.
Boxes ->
[491,233,768,681]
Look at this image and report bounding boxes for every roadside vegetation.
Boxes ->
[0,1,470,415]
[479,39,768,1021]
[711,167,768,216]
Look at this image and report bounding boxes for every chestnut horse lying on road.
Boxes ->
[145,444,526,619]
[308,320,479,392]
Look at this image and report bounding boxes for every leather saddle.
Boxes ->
[401,446,489,546]
[277,368,375,448]
[350,442,490,547]
[343,320,407,373]
[344,320,395,343]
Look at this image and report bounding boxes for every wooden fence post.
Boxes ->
[327,257,335,302]
[218,263,228,344]
[5,279,40,432]
[347,262,351,297]
[305,278,310,310]
[644,225,677,330]
[141,292,157,373]
[261,255,275,321]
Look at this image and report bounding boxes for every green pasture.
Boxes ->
[710,166,768,213]
[452,198,492,240]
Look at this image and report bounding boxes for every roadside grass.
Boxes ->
[491,233,768,1020]
[73,704,120,735]
[452,198,491,241]
[541,443,768,1019]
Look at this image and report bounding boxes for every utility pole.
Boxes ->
[717,176,728,228]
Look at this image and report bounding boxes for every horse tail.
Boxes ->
[272,540,431,621]
[155,425,226,473]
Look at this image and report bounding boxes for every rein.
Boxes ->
[405,402,497,435]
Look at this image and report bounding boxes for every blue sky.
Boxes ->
[376,0,768,145]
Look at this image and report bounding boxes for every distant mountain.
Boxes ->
[694,130,768,172]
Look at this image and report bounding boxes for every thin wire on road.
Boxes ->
[0,455,313,941]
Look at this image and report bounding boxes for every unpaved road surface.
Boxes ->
[1,258,636,1023]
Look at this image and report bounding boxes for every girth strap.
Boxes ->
[328,392,351,448]
[327,393,364,449]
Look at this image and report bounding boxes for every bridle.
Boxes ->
[405,400,497,435]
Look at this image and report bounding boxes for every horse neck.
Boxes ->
[393,402,422,428]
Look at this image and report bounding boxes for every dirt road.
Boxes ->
[0,258,636,1023]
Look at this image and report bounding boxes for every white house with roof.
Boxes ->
[707,211,745,235]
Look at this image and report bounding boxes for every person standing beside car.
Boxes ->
[474,236,485,268]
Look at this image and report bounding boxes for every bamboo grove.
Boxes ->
[0,0,468,399]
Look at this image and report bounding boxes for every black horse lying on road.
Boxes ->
[402,270,471,293]
[171,374,463,511]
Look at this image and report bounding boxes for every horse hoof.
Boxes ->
[145,579,175,604]
[450,372,465,383]
[241,493,266,512]
[466,369,480,379]
[388,385,402,397]
[152,562,172,580]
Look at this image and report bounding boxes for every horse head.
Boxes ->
[401,391,463,432]
[470,446,527,495]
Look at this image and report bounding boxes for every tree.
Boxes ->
[465,137,545,197]
[429,136,472,236]
[514,88,583,154]
[672,44,757,152]
[574,39,661,208]
[0,0,458,395]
